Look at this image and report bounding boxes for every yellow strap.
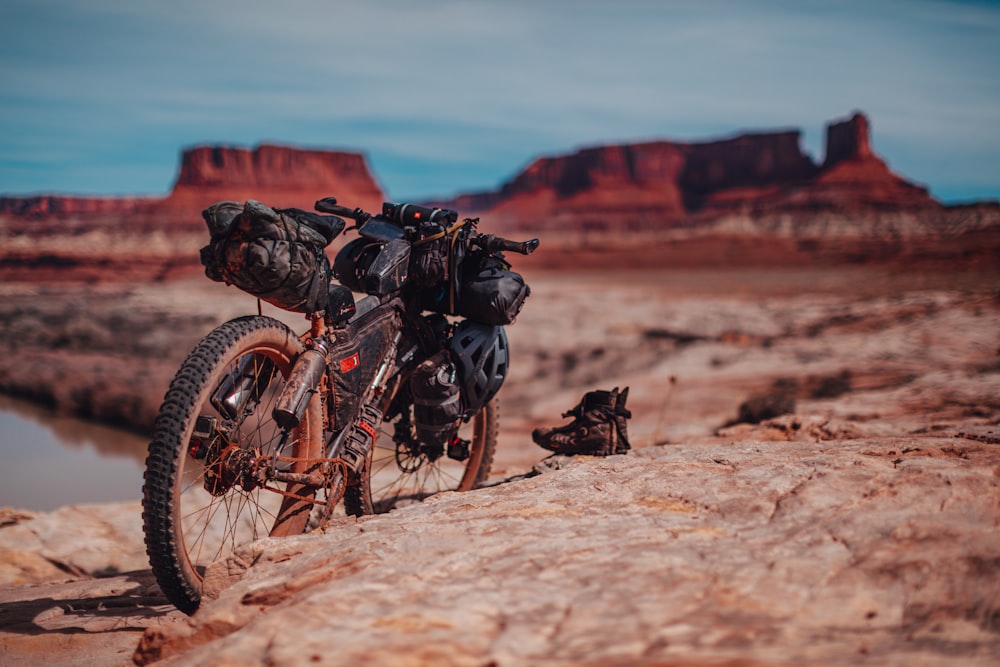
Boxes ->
[411,219,468,247]
[448,224,465,313]
[409,219,470,314]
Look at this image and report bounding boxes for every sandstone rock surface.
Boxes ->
[1,266,998,666]
[132,436,1000,667]
[0,503,147,585]
[0,504,183,667]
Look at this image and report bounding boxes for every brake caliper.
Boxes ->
[188,414,218,460]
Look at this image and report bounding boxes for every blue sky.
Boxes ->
[1,0,998,203]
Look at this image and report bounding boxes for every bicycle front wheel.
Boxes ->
[142,316,323,614]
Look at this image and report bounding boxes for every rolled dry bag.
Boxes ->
[456,254,530,325]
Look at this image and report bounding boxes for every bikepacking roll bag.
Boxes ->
[199,200,344,314]
[456,253,530,325]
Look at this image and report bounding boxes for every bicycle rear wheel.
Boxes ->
[344,396,498,515]
[142,316,323,614]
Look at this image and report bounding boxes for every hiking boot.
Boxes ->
[532,387,632,456]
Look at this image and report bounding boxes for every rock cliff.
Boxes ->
[452,130,821,228]
[440,112,942,230]
[165,144,383,213]
[1,113,997,282]
[790,113,938,211]
[0,145,384,223]
[0,144,385,281]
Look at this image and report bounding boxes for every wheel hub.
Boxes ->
[204,446,259,495]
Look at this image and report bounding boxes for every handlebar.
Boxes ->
[315,197,371,223]
[315,196,539,255]
[470,233,539,256]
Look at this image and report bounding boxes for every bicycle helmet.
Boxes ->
[333,237,381,294]
[450,320,509,413]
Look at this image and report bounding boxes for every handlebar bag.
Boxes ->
[407,220,469,315]
[455,253,530,325]
[333,237,410,297]
[200,200,341,314]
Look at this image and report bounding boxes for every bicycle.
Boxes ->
[142,196,537,614]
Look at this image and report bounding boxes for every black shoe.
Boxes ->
[532,387,631,456]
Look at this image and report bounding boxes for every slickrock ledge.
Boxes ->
[0,503,148,585]
[2,268,998,666]
[0,503,184,667]
[133,435,1000,667]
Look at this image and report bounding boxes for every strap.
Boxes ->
[613,386,630,451]
[613,414,631,450]
[448,222,465,314]
[411,219,469,246]
[411,219,471,315]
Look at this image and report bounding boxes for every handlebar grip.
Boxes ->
[499,237,540,255]
[315,197,364,220]
[473,234,540,255]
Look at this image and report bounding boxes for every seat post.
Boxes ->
[309,312,328,340]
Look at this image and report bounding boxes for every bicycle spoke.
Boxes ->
[189,496,225,566]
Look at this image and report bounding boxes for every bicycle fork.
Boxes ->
[273,337,330,431]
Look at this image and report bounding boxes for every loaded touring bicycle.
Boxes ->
[142,195,537,613]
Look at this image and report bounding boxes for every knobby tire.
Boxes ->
[142,316,321,615]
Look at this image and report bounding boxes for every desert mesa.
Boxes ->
[1,111,998,282]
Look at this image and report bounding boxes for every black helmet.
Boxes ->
[333,237,381,294]
[450,320,509,413]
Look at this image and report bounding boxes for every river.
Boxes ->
[0,395,148,512]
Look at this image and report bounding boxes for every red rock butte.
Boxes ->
[437,112,940,231]
[0,144,386,225]
[0,112,945,227]
[1,112,997,280]
[165,144,384,214]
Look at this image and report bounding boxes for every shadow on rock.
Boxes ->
[0,570,176,636]
[722,377,799,429]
